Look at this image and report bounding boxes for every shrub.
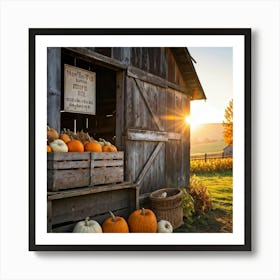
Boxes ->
[181,188,195,223]
[189,175,212,216]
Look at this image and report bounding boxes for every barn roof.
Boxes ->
[170,48,206,100]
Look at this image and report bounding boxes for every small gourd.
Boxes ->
[84,141,102,152]
[60,133,71,144]
[99,138,117,152]
[160,192,167,198]
[102,144,117,152]
[73,217,103,233]
[157,220,173,233]
[47,126,59,143]
[49,139,68,153]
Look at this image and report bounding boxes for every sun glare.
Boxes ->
[185,116,201,130]
[187,100,224,131]
[185,116,191,125]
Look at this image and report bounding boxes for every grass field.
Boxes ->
[199,174,232,214]
[175,172,233,233]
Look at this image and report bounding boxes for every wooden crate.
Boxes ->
[47,182,139,232]
[90,152,124,186]
[47,152,124,191]
[47,152,91,191]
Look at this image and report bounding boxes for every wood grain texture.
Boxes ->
[135,142,164,186]
[47,183,138,232]
[47,47,61,132]
[48,152,124,191]
[124,77,190,194]
[48,169,90,191]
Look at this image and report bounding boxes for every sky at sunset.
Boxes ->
[188,47,233,128]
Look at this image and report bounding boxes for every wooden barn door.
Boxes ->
[165,88,190,188]
[124,74,190,203]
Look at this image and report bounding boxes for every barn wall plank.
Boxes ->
[47,47,61,132]
[115,71,125,150]
[175,92,182,187]
[182,95,191,188]
[125,77,134,129]
[65,47,127,70]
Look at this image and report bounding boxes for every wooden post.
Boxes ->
[47,47,61,133]
[204,153,207,162]
[115,70,125,151]
[47,200,52,232]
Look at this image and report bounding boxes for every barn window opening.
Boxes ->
[60,49,117,145]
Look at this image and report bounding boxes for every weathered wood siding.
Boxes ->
[165,88,190,188]
[48,47,192,199]
[124,75,190,197]
[47,182,138,232]
[89,47,188,88]
[125,77,165,194]
[47,48,61,132]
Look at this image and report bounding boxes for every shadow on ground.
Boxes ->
[174,209,232,233]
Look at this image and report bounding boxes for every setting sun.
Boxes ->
[187,100,225,131]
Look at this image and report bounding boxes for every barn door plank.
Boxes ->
[135,142,164,187]
[127,128,181,142]
[127,129,167,142]
[134,78,164,131]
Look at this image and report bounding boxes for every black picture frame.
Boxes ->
[29,28,251,251]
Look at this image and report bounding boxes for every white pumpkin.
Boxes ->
[73,217,103,233]
[160,192,167,198]
[49,139,68,153]
[157,220,173,233]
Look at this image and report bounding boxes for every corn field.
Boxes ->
[190,158,233,174]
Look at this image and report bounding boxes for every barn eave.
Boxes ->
[170,47,207,101]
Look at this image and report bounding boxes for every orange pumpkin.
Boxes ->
[102,211,129,233]
[47,126,59,143]
[83,140,90,147]
[47,145,52,152]
[67,139,84,152]
[102,144,117,152]
[60,133,71,144]
[84,141,102,152]
[128,208,157,233]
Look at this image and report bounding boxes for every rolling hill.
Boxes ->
[191,123,226,154]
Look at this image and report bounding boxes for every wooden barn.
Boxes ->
[47,47,206,232]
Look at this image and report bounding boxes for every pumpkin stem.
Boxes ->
[141,208,145,216]
[84,217,90,226]
[86,132,91,142]
[109,211,116,222]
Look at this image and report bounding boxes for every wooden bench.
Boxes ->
[47,182,139,232]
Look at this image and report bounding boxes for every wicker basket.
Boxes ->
[149,188,183,229]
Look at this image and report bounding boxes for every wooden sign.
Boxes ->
[64,64,96,114]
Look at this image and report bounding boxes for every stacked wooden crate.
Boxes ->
[47,152,138,232]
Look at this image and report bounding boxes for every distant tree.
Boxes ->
[223,99,233,146]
